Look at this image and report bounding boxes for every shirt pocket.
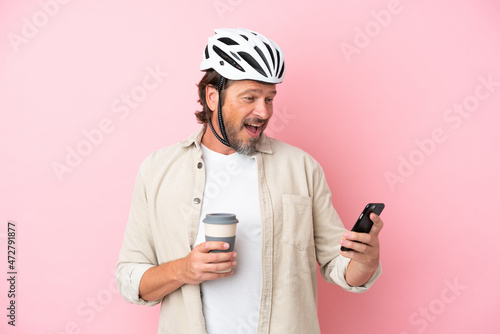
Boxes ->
[282,194,313,251]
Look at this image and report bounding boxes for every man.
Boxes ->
[116,28,383,334]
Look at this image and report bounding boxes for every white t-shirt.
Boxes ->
[194,144,262,334]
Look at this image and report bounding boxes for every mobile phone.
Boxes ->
[340,203,385,252]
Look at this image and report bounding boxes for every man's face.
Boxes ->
[220,80,277,155]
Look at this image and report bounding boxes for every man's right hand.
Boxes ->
[139,241,237,302]
[181,241,237,285]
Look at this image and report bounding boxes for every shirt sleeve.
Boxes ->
[329,255,382,293]
[310,157,382,292]
[115,156,161,306]
[115,263,160,306]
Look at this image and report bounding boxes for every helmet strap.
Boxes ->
[207,76,231,147]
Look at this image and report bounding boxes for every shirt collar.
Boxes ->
[179,125,273,155]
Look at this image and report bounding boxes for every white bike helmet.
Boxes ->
[200,28,285,83]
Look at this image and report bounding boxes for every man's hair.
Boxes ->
[195,69,234,124]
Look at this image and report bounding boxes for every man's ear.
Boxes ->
[205,85,218,112]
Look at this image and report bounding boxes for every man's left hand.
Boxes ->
[340,213,383,285]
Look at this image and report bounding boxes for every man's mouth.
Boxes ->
[244,122,264,138]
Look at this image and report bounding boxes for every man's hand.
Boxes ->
[139,241,237,302]
[180,241,237,285]
[340,213,384,286]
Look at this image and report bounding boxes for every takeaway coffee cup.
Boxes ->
[203,213,239,272]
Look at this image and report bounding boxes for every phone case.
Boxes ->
[340,203,384,252]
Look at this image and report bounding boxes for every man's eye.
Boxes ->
[244,97,255,102]
[266,98,274,103]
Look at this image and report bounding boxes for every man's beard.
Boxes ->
[225,118,266,156]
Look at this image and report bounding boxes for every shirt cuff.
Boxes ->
[116,263,161,306]
[329,255,382,293]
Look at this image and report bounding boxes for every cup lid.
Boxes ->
[203,213,239,224]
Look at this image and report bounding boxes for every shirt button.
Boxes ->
[197,162,203,169]
[193,198,201,204]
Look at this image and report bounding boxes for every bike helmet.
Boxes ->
[200,28,285,148]
[201,28,285,83]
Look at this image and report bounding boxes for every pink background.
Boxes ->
[1,0,499,333]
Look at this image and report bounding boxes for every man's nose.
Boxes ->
[253,99,272,120]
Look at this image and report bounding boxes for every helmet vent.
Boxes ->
[263,42,275,68]
[275,51,281,76]
[254,46,272,75]
[213,45,245,72]
[278,62,285,79]
[239,34,249,41]
[218,37,239,45]
[238,52,268,78]
[204,46,209,59]
[230,51,241,61]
